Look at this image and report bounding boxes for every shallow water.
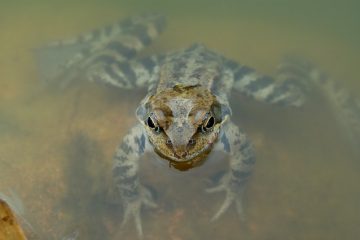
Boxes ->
[1,1,360,239]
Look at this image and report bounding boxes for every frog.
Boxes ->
[37,13,360,238]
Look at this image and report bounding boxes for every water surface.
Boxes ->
[0,1,359,239]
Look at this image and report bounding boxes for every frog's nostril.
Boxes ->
[166,139,172,145]
[188,139,196,145]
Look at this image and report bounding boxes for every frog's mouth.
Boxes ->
[154,141,214,171]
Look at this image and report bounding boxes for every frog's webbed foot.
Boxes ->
[121,186,157,238]
[206,173,246,222]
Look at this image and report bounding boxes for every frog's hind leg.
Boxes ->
[43,14,164,49]
[86,54,163,89]
[279,57,360,148]
[227,60,308,107]
[37,14,166,89]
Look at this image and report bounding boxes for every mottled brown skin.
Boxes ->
[144,85,223,170]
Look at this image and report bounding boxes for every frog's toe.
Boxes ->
[235,197,246,222]
[206,173,247,222]
[120,186,158,238]
[210,189,236,222]
[206,183,226,194]
[206,176,235,221]
[121,200,144,238]
[142,186,158,209]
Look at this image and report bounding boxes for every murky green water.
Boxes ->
[1,1,360,239]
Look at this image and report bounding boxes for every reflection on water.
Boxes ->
[1,1,360,239]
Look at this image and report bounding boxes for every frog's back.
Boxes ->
[155,44,228,94]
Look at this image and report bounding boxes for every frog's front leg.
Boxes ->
[112,124,156,238]
[207,121,255,221]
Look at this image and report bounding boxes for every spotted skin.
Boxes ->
[39,14,360,238]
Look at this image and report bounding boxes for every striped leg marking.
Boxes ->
[227,60,307,107]
[86,55,162,89]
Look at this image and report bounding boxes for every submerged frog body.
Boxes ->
[38,14,360,237]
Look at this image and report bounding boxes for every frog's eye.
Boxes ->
[201,114,215,133]
[147,116,156,128]
[146,114,161,133]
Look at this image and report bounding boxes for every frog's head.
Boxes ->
[136,84,229,171]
